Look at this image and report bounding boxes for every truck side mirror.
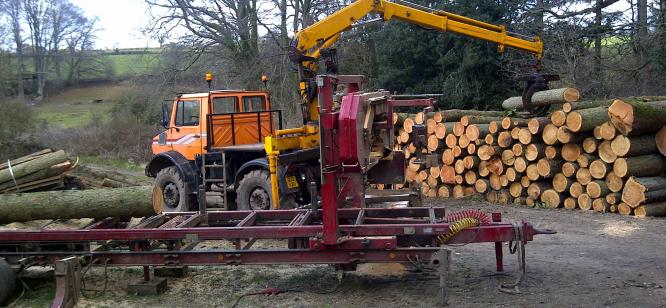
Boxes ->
[160,103,169,128]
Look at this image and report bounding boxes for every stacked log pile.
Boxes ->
[0,149,73,194]
[391,90,666,217]
[68,164,153,188]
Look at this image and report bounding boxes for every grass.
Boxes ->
[78,155,146,173]
[106,53,162,77]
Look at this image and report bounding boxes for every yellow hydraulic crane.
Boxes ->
[265,0,545,209]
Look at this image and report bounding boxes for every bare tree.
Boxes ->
[3,0,25,98]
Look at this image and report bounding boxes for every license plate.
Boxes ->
[285,176,299,189]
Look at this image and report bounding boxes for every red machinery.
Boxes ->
[0,75,553,307]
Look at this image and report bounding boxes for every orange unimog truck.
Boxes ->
[146,80,319,212]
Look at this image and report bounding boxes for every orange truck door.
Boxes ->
[169,98,204,160]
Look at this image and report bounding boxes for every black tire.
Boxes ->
[155,166,193,212]
[236,170,273,211]
[0,259,16,305]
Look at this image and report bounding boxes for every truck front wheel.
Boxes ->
[0,259,15,305]
[236,170,273,211]
[155,166,193,212]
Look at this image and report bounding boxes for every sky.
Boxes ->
[70,0,159,49]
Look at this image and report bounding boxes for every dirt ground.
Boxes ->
[7,199,666,307]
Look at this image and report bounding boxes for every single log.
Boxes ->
[463,156,480,169]
[553,173,573,193]
[512,144,524,157]
[556,126,587,144]
[478,161,490,177]
[464,186,476,196]
[427,174,439,189]
[452,146,463,157]
[452,182,464,195]
[607,98,666,136]
[502,88,580,110]
[605,172,624,192]
[442,149,455,165]
[467,143,477,155]
[578,193,592,210]
[564,197,578,210]
[613,154,666,177]
[408,157,423,172]
[518,128,533,145]
[0,186,158,223]
[610,204,617,213]
[458,134,471,148]
[525,144,545,161]
[440,109,507,122]
[537,158,560,178]
[563,99,620,112]
[427,135,444,152]
[486,190,498,203]
[598,141,617,163]
[542,124,560,145]
[587,180,610,198]
[514,157,527,173]
[540,189,562,208]
[417,170,429,183]
[497,131,513,148]
[478,145,499,161]
[487,158,504,175]
[528,117,550,135]
[513,196,526,206]
[403,118,415,133]
[393,112,411,126]
[569,182,584,198]
[445,134,458,148]
[621,176,666,207]
[582,137,598,154]
[475,179,490,193]
[484,133,495,145]
[589,159,610,179]
[526,164,540,181]
[551,110,567,127]
[438,185,451,198]
[454,160,466,174]
[398,130,410,144]
[521,176,531,188]
[0,150,68,185]
[545,146,560,160]
[489,173,502,191]
[566,106,609,132]
[440,166,456,184]
[576,153,594,168]
[464,170,477,185]
[500,174,509,187]
[610,135,657,157]
[0,162,71,192]
[421,184,431,196]
[501,117,529,130]
[599,122,617,141]
[489,121,500,134]
[465,124,489,142]
[593,126,603,140]
[497,189,512,204]
[501,150,515,166]
[606,192,621,204]
[527,182,549,199]
[634,202,666,217]
[434,123,447,139]
[526,197,536,207]
[592,198,611,213]
[618,203,633,215]
[453,122,466,136]
[430,166,441,179]
[426,119,437,135]
[511,127,521,140]
[562,144,581,162]
[562,162,578,177]
[656,126,666,156]
[576,168,592,185]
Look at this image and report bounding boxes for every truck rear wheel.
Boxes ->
[0,259,15,305]
[155,166,193,212]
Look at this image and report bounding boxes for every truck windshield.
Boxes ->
[175,100,200,126]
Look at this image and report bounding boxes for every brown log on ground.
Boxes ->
[605,172,624,192]
[562,162,578,177]
[403,118,415,133]
[453,122,465,136]
[463,156,480,169]
[426,119,437,135]
[562,144,581,162]
[589,160,611,179]
[512,144,524,157]
[527,182,549,199]
[545,146,560,160]
[607,98,666,136]
[497,131,513,148]
[569,182,584,198]
[525,144,545,161]
[501,149,515,166]
[587,180,610,198]
[542,124,560,145]
[0,162,72,192]
[475,179,491,193]
[435,123,447,139]
[526,197,536,207]
[566,106,609,132]
[478,161,490,177]
[0,149,53,170]
[393,113,411,126]
[521,176,531,188]
[556,126,587,144]
[438,185,451,198]
[634,202,666,217]
[551,110,567,127]
[564,197,578,210]
[514,157,527,173]
[541,189,562,208]
[427,174,439,189]
[478,145,500,161]
[487,158,504,175]
[582,137,598,154]
[486,190,499,203]
[511,127,522,140]
[502,88,580,110]
[513,197,526,206]
[621,176,666,207]
[452,185,465,198]
[610,135,657,157]
[427,135,445,152]
[526,164,540,181]
[440,110,507,122]
[430,166,441,179]
[599,122,617,140]
[0,186,158,223]
[518,128,533,145]
[610,204,618,213]
[500,174,509,187]
[454,174,464,185]
[0,150,68,185]
[576,168,592,185]
[576,153,594,168]
[618,203,633,215]
[454,160,466,174]
[452,146,463,157]
[445,134,458,148]
[489,173,502,191]
[657,126,666,156]
[528,117,550,135]
[578,193,592,210]
[458,134,471,148]
[613,154,666,177]
[463,186,476,196]
[606,192,621,205]
[497,189,512,204]
[427,187,438,198]
[484,134,495,145]
[506,167,518,182]
[537,158,560,178]
[598,141,617,163]
[489,121,500,134]
[465,124,489,141]
[442,149,455,165]
[553,173,573,193]
[509,182,523,198]
[464,170,477,185]
[592,198,611,213]
[467,143,476,155]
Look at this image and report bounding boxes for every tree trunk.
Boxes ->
[634,202,666,217]
[540,189,562,208]
[537,158,560,178]
[526,164,540,181]
[551,110,567,127]
[527,181,549,199]
[393,113,411,126]
[528,117,550,134]
[518,128,533,145]
[592,198,610,213]
[566,106,609,132]
[583,137,598,154]
[607,99,666,135]
[562,162,578,177]
[576,168,592,185]
[618,202,633,215]
[0,151,68,185]
[514,157,527,173]
[564,197,578,210]
[542,124,560,145]
[589,159,610,179]
[440,110,506,122]
[512,144,524,157]
[435,123,447,139]
[553,173,573,193]
[586,180,610,198]
[613,154,666,177]
[465,124,489,141]
[610,135,657,157]
[605,171,624,192]
[497,131,512,148]
[599,122,617,140]
[598,141,617,163]
[577,153,595,168]
[561,144,581,162]
[570,182,585,198]
[606,192,621,204]
[0,186,157,223]
[656,126,666,156]
[502,88,580,110]
[578,193,592,210]
[621,176,666,207]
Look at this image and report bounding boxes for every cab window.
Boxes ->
[174,100,200,126]
[212,96,238,114]
[242,96,266,112]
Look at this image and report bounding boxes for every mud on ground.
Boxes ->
[8,199,666,307]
